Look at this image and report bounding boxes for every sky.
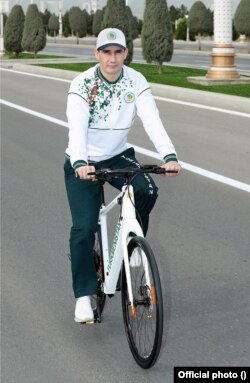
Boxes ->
[6,1,241,18]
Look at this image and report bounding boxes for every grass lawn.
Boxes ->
[36,62,250,98]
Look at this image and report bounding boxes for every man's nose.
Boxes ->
[110,53,117,60]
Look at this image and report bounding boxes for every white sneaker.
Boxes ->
[130,248,142,268]
[74,296,94,323]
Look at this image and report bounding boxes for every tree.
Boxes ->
[126,6,139,40]
[188,1,212,50]
[62,11,71,37]
[22,4,46,57]
[48,14,59,41]
[4,5,25,57]
[41,9,51,35]
[68,7,87,43]
[169,4,188,32]
[92,9,104,37]
[175,18,195,41]
[142,0,173,74]
[137,19,143,35]
[82,9,93,35]
[234,0,250,53]
[102,0,133,65]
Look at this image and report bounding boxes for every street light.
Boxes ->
[0,0,9,56]
[58,1,63,37]
[185,14,189,42]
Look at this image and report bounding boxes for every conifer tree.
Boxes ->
[62,11,71,37]
[68,7,87,43]
[142,0,173,74]
[41,9,51,35]
[102,0,133,65]
[82,9,92,35]
[126,6,138,40]
[4,5,25,57]
[22,4,46,57]
[188,1,212,50]
[93,9,104,37]
[234,0,250,53]
[48,14,59,40]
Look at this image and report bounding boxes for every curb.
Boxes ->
[1,62,250,115]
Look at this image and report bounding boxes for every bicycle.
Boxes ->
[88,165,177,369]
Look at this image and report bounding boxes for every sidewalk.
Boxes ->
[1,60,250,115]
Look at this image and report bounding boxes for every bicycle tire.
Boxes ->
[121,236,163,369]
[93,226,106,320]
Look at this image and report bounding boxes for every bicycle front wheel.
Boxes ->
[121,236,163,369]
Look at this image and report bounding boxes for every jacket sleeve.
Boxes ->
[66,79,90,169]
[135,78,177,162]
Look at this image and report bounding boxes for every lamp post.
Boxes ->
[58,1,63,37]
[185,14,189,42]
[206,0,239,79]
[0,0,9,56]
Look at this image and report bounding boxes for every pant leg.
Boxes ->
[107,148,158,235]
[64,160,102,298]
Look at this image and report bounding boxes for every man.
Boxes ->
[64,28,181,323]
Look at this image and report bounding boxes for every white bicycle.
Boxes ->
[89,165,176,369]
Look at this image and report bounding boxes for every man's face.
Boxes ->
[95,46,128,81]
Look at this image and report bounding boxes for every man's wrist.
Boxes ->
[73,160,87,170]
[163,153,178,164]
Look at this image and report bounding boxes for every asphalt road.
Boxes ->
[41,43,250,74]
[1,70,250,383]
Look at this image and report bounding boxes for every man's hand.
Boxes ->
[161,161,181,177]
[75,165,96,180]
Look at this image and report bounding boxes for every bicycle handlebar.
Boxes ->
[88,165,177,181]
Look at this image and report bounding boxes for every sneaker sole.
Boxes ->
[74,316,94,324]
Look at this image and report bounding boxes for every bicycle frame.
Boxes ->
[99,184,143,305]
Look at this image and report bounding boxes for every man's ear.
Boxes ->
[95,49,100,60]
[124,48,128,59]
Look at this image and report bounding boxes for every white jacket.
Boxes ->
[66,64,177,169]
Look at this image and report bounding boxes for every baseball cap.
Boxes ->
[96,28,126,50]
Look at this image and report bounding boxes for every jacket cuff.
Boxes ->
[73,160,87,170]
[163,153,178,163]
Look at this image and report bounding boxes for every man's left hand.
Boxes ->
[161,161,182,177]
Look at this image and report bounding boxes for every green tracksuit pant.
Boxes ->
[64,147,158,298]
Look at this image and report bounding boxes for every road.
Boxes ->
[1,70,250,383]
[41,41,250,74]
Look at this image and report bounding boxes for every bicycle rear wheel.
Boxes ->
[93,226,106,321]
[121,236,163,369]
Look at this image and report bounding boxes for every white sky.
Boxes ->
[6,1,241,18]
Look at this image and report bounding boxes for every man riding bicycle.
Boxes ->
[64,28,181,323]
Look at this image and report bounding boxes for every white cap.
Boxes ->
[96,28,126,50]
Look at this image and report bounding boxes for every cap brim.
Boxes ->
[97,43,126,51]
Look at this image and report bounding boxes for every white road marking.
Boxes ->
[154,96,250,118]
[1,67,250,118]
[1,99,249,193]
[0,67,70,83]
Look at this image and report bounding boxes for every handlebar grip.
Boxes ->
[153,168,178,174]
[165,169,178,173]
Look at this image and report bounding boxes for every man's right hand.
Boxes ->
[75,165,96,180]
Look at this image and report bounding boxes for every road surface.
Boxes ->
[1,69,250,383]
